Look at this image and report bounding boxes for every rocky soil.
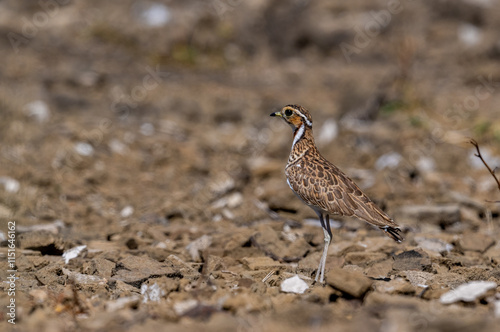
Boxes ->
[1,0,500,331]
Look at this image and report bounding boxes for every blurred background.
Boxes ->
[1,0,500,331]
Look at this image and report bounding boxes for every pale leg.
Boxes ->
[315,227,331,283]
[315,250,324,283]
[314,212,332,283]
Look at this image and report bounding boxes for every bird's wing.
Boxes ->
[287,155,403,242]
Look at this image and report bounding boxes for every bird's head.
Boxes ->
[270,105,313,131]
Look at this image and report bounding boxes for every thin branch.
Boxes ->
[470,139,500,202]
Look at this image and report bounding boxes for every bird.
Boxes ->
[270,105,403,283]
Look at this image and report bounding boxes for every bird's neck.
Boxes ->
[288,124,315,163]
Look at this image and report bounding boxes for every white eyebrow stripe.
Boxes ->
[294,109,312,127]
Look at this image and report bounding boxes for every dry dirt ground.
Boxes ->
[1,1,500,331]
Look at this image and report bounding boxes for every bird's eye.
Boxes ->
[284,109,293,117]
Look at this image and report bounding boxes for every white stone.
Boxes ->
[109,139,127,154]
[106,296,141,312]
[173,299,198,315]
[317,118,338,145]
[186,235,212,261]
[226,192,243,208]
[74,142,94,156]
[120,206,134,218]
[494,300,500,318]
[62,268,105,285]
[440,281,497,304]
[416,156,435,172]
[375,152,402,170]
[141,283,165,303]
[405,271,435,287]
[140,123,155,136]
[414,236,453,253]
[135,2,171,27]
[24,100,50,123]
[210,176,235,196]
[0,176,20,193]
[458,24,482,47]
[18,220,65,234]
[211,192,243,209]
[62,245,87,264]
[280,275,309,294]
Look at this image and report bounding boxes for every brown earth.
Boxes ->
[1,1,500,331]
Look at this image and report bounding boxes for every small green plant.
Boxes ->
[409,115,424,128]
[380,100,405,115]
[473,120,491,137]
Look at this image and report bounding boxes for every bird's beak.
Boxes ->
[270,112,282,117]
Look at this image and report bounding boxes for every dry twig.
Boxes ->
[470,139,500,202]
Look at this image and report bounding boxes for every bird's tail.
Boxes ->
[381,226,403,242]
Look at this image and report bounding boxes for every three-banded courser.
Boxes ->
[270,105,403,283]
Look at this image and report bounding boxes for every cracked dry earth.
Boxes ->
[1,1,500,332]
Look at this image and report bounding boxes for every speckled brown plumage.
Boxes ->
[271,105,403,283]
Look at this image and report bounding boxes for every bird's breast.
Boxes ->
[285,164,306,193]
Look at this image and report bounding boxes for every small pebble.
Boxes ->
[134,2,172,27]
[375,152,402,170]
[140,123,155,136]
[74,142,94,156]
[317,118,338,145]
[173,299,198,316]
[141,283,165,303]
[120,206,134,218]
[440,281,497,304]
[280,275,309,294]
[63,245,87,264]
[24,100,50,123]
[458,23,482,47]
[109,139,127,154]
[186,235,212,261]
[0,176,20,193]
